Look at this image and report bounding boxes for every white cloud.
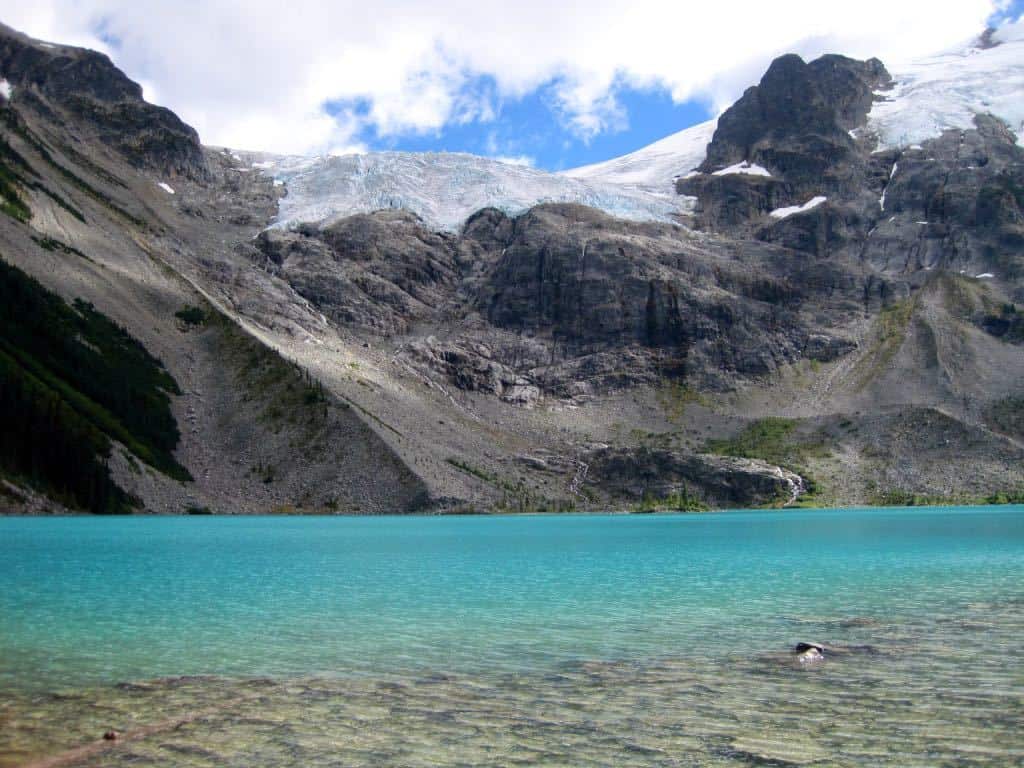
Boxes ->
[0,0,1003,154]
[550,72,630,142]
[492,155,535,167]
[482,130,535,166]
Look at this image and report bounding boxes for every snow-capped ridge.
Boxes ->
[866,17,1024,151]
[562,118,716,193]
[241,21,1024,234]
[570,20,1024,194]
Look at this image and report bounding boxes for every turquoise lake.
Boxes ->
[1,507,1022,767]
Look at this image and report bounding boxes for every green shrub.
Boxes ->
[985,490,1024,505]
[705,417,799,466]
[635,488,706,513]
[175,305,207,327]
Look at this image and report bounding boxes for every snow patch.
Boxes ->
[880,162,898,210]
[157,182,175,195]
[975,272,995,278]
[769,196,827,220]
[713,161,772,177]
[0,79,11,100]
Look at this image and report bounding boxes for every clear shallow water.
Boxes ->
[1,507,1022,767]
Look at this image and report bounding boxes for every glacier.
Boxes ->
[248,150,694,233]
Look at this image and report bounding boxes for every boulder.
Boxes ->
[585,447,804,508]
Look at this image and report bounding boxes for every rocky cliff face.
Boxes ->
[862,115,1024,286]
[1,22,1022,514]
[253,201,864,399]
[256,211,462,335]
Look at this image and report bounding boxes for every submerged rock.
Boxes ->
[795,642,826,662]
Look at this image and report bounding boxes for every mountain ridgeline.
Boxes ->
[0,20,1022,513]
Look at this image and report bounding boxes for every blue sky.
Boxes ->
[328,79,712,171]
[4,1,1018,165]
[994,0,1024,23]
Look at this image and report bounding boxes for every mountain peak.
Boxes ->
[698,52,891,175]
[0,22,207,179]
